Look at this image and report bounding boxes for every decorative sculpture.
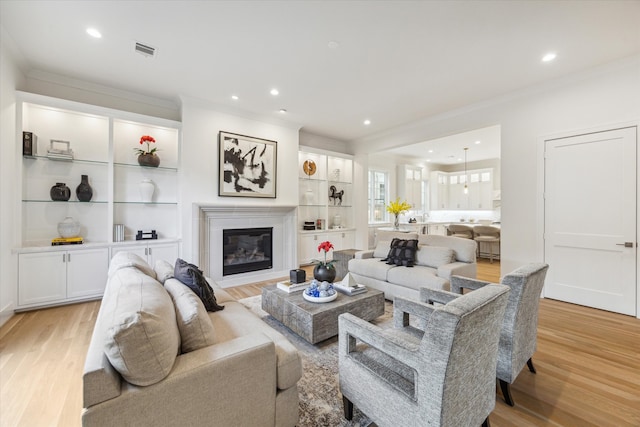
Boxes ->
[329,185,344,206]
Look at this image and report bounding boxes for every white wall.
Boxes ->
[0,40,26,327]
[180,97,301,265]
[353,55,640,275]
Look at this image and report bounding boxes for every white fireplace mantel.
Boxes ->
[196,204,298,287]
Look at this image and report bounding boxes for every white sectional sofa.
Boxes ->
[82,252,301,427]
[348,231,477,300]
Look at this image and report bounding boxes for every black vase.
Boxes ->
[313,264,336,283]
[76,174,93,202]
[50,182,71,201]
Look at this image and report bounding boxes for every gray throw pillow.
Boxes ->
[382,238,419,267]
[174,258,224,312]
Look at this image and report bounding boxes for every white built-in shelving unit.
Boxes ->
[297,148,355,264]
[15,92,181,310]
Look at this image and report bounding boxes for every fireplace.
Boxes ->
[222,227,273,276]
[197,204,297,287]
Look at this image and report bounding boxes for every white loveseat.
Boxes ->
[348,231,477,300]
[82,252,301,427]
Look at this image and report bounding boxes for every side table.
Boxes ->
[333,248,360,281]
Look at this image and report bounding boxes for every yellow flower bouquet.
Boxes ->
[386,198,412,230]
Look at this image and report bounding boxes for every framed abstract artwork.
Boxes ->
[219,131,277,198]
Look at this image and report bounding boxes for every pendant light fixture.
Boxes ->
[463,147,469,194]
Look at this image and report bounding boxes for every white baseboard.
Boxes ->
[216,269,289,288]
[0,302,15,328]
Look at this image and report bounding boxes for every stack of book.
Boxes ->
[51,236,83,246]
[333,273,367,295]
[277,280,309,293]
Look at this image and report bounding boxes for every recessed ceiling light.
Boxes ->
[428,149,433,153]
[475,140,481,144]
[86,28,102,38]
[327,41,339,49]
[363,119,371,125]
[279,109,287,114]
[231,95,239,100]
[270,88,279,96]
[542,52,557,62]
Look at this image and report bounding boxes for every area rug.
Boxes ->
[238,295,395,427]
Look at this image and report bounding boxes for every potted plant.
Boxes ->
[313,240,336,283]
[135,135,160,167]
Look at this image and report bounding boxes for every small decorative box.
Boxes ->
[290,269,306,284]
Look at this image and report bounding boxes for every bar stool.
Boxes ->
[447,224,474,239]
[473,225,500,263]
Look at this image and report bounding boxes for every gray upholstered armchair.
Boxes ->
[446,263,549,406]
[338,284,510,427]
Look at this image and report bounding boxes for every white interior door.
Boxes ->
[544,127,637,316]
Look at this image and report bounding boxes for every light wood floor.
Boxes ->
[1,259,638,426]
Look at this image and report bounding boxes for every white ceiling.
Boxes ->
[386,125,501,165]
[2,1,639,145]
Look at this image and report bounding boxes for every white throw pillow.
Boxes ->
[164,278,217,353]
[373,240,391,258]
[154,259,174,284]
[103,269,180,386]
[416,245,455,268]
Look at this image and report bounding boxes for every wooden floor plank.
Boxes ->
[1,260,639,427]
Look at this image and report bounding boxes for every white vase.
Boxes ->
[139,179,155,203]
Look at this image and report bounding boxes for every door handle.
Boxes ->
[615,242,634,248]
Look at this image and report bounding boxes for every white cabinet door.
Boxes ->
[66,248,109,299]
[111,245,147,261]
[299,233,322,264]
[19,252,67,306]
[430,172,449,210]
[427,224,448,236]
[111,242,179,265]
[148,242,179,265]
[339,230,356,250]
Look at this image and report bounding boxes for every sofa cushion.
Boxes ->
[383,238,419,267]
[209,302,302,390]
[349,257,396,281]
[416,245,455,268]
[154,259,174,284]
[174,258,224,312]
[164,278,217,353]
[386,265,449,291]
[102,268,180,386]
[108,251,156,279]
[418,234,477,263]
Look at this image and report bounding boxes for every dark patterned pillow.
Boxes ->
[174,258,224,312]
[382,238,419,267]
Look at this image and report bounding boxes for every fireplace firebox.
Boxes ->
[222,227,273,276]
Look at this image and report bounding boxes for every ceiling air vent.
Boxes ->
[134,41,156,57]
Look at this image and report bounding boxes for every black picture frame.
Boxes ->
[219,131,277,198]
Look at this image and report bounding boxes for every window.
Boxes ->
[368,170,389,223]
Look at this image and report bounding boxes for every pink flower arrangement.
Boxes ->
[134,135,158,155]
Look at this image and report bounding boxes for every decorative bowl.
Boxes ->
[303,292,338,303]
[303,280,337,303]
